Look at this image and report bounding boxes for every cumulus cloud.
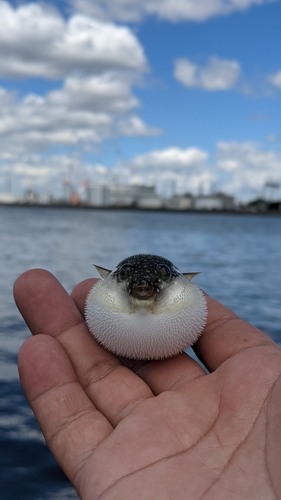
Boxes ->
[0,74,160,158]
[174,57,241,91]
[126,147,208,169]
[67,0,276,22]
[0,1,147,79]
[107,142,281,202]
[216,141,281,200]
[111,146,213,194]
[2,135,280,202]
[0,1,161,189]
[267,70,281,89]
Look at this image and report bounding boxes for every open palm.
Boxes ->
[14,270,281,499]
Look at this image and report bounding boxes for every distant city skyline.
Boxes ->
[0,0,281,202]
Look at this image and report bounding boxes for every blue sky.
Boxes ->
[0,0,281,201]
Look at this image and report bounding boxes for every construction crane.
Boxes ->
[62,165,89,205]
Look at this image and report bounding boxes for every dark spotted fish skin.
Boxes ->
[113,254,179,295]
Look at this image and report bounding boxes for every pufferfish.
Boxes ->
[85,254,207,360]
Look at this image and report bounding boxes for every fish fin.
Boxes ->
[93,265,112,279]
[183,272,201,280]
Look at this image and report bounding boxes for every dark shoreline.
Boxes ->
[0,202,280,216]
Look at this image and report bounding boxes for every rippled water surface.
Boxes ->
[0,206,280,499]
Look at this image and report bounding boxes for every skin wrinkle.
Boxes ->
[18,339,113,484]
[47,403,112,493]
[131,360,157,380]
[204,313,240,334]
[95,453,184,500]
[48,410,98,481]
[43,321,154,425]
[55,319,89,342]
[132,352,208,396]
[113,396,154,425]
[28,381,106,489]
[54,323,132,390]
[94,406,222,500]
[161,395,204,450]
[68,422,115,495]
[53,317,86,340]
[118,357,152,374]
[47,402,98,450]
[98,393,269,500]
[200,311,276,350]
[80,358,121,393]
[95,438,214,499]
[165,372,206,393]
[30,379,101,447]
[264,377,281,500]
[80,358,154,424]
[50,318,152,418]
[199,385,278,500]
[198,337,276,375]
[26,377,77,409]
[97,349,279,500]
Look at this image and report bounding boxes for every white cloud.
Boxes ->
[267,70,281,89]
[111,146,213,194]
[116,115,161,136]
[0,74,160,159]
[174,57,241,91]
[216,141,281,200]
[68,0,276,22]
[108,142,281,202]
[0,1,147,79]
[126,147,208,169]
[266,134,279,142]
[0,3,160,177]
[2,136,281,202]
[174,60,198,87]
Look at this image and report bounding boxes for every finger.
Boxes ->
[71,278,96,316]
[133,353,206,395]
[18,334,112,494]
[194,295,276,372]
[14,270,153,426]
[72,279,206,395]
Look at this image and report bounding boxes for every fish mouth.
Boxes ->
[131,285,156,300]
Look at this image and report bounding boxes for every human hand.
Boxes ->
[14,269,281,500]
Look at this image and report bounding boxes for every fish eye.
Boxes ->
[156,263,172,282]
[118,264,134,281]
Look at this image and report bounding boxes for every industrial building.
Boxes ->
[88,183,236,211]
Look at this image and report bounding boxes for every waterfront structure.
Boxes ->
[136,196,163,209]
[193,193,235,211]
[88,183,157,207]
[164,194,193,211]
[88,184,111,207]
[0,192,18,204]
[1,182,259,212]
[88,184,237,211]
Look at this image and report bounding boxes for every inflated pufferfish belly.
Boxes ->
[85,254,207,360]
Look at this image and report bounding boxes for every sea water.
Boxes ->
[0,206,280,499]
